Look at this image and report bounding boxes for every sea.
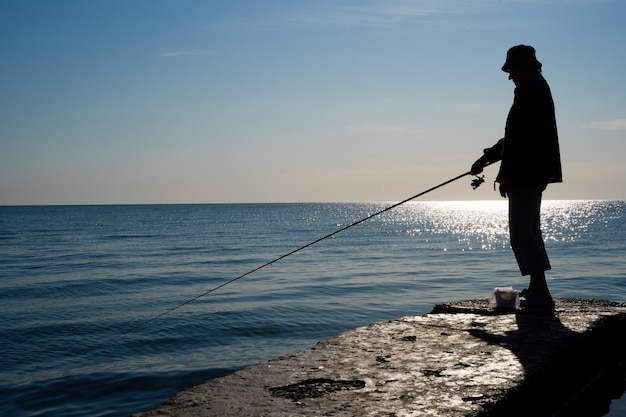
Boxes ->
[1,200,625,417]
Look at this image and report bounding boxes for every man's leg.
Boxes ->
[508,184,552,301]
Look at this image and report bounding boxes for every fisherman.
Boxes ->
[470,45,562,310]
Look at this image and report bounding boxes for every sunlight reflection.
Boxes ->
[376,200,617,252]
[384,201,509,252]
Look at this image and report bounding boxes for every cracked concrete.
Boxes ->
[134,298,626,417]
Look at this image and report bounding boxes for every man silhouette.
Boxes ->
[471,45,562,309]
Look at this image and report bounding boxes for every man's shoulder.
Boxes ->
[519,73,552,100]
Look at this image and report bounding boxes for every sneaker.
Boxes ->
[519,289,555,311]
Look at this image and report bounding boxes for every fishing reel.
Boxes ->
[471,175,485,190]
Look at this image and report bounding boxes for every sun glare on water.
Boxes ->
[379,200,616,253]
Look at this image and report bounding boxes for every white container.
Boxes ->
[489,286,520,310]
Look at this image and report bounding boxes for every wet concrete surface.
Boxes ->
[134,298,626,416]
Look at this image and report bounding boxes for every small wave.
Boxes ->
[0,368,239,417]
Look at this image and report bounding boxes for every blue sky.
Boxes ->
[1,0,625,204]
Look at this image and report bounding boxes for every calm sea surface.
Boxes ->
[1,201,625,416]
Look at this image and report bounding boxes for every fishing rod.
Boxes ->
[117,168,488,338]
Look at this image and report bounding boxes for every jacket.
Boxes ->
[483,72,562,185]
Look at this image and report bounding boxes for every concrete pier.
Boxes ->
[134,298,626,417]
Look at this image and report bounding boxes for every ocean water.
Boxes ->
[1,201,625,417]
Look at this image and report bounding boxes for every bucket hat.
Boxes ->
[501,45,542,72]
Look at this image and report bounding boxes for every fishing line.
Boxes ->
[116,168,488,340]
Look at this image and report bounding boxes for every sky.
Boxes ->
[1,0,625,205]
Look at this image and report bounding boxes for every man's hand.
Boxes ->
[498,180,510,198]
[470,156,488,175]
